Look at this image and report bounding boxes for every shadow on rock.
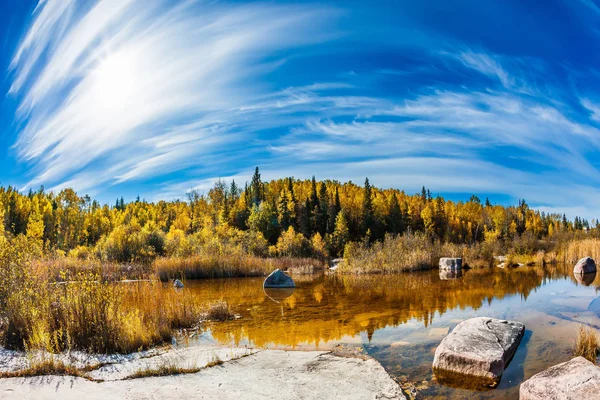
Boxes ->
[496,328,532,390]
[574,271,597,286]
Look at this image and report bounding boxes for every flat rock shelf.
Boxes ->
[0,350,406,400]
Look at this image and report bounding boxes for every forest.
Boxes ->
[0,167,593,265]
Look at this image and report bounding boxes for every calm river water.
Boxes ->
[181,264,600,399]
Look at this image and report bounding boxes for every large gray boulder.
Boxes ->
[519,356,600,399]
[263,269,295,288]
[574,257,596,274]
[439,257,462,271]
[432,317,525,387]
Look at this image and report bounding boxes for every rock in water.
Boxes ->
[432,317,525,387]
[439,258,462,271]
[173,279,184,289]
[589,297,600,317]
[263,269,295,288]
[519,357,600,399]
[574,257,596,274]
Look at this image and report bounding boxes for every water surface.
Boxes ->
[181,265,600,399]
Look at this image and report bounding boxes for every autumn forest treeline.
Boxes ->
[0,167,594,267]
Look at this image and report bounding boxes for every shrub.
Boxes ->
[276,227,311,257]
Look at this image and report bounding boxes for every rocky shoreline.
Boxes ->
[0,345,407,400]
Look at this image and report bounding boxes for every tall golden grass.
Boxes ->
[154,255,323,281]
[574,325,599,362]
[3,273,207,354]
[562,238,600,264]
[340,233,496,273]
[33,258,152,282]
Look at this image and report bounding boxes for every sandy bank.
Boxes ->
[0,349,406,400]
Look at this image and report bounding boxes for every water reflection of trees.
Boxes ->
[189,266,575,348]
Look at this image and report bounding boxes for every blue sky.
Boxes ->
[1,0,600,219]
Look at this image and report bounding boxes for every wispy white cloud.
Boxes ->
[454,51,513,88]
[9,0,339,191]
[581,97,600,122]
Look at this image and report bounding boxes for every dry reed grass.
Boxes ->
[574,325,599,362]
[2,272,207,354]
[154,255,323,281]
[563,239,600,264]
[126,364,202,379]
[0,357,89,379]
[340,233,496,273]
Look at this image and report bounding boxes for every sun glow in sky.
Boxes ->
[92,52,138,111]
[2,0,600,219]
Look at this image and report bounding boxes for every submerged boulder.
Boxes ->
[519,356,600,399]
[439,258,462,271]
[589,297,600,317]
[574,257,596,274]
[263,269,295,288]
[432,317,525,387]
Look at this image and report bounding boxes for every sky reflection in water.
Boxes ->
[183,265,600,399]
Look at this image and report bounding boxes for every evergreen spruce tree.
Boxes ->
[362,178,375,236]
[327,186,341,234]
[299,197,312,237]
[310,176,319,210]
[220,193,230,224]
[251,167,263,206]
[317,182,329,235]
[277,189,292,231]
[387,192,403,234]
[229,180,239,203]
[287,177,296,203]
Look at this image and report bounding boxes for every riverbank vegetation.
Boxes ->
[0,237,211,353]
[1,167,599,352]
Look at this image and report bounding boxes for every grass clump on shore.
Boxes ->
[204,301,234,322]
[574,325,599,362]
[126,364,202,379]
[126,354,226,380]
[0,357,89,379]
